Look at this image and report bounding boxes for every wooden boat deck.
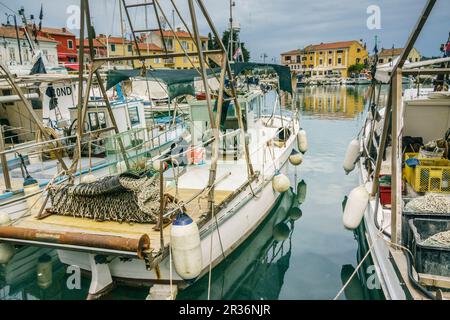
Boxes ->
[7,188,233,255]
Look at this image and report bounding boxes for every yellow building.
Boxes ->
[133,42,165,69]
[377,47,421,64]
[146,29,208,69]
[281,40,369,77]
[96,34,134,67]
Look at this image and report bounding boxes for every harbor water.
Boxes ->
[0,85,384,300]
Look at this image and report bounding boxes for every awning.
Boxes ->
[231,62,293,94]
[64,63,80,71]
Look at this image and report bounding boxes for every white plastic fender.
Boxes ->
[170,212,202,280]
[289,149,303,166]
[152,160,167,172]
[36,253,53,289]
[81,174,98,184]
[272,173,290,193]
[297,129,308,154]
[343,185,369,230]
[0,211,10,226]
[343,139,360,174]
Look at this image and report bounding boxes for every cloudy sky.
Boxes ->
[1,0,449,62]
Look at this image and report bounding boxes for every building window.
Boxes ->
[379,59,384,64]
[357,48,361,53]
[155,58,161,64]
[8,47,16,63]
[110,44,116,52]
[183,57,188,63]
[356,58,360,64]
[67,39,73,49]
[319,51,323,55]
[328,51,332,54]
[337,57,342,64]
[319,59,323,65]
[181,40,188,50]
[310,56,313,61]
[328,58,332,65]
[128,44,132,52]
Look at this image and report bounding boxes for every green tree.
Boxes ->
[221,30,250,62]
[348,63,366,76]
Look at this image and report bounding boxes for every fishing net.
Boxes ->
[421,230,450,248]
[48,172,177,224]
[404,193,450,214]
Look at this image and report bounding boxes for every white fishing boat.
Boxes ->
[0,0,305,300]
[342,0,450,300]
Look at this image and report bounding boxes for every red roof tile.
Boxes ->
[0,25,57,43]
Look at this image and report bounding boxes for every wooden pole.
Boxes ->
[391,68,403,244]
[195,0,254,177]
[0,125,11,191]
[188,0,220,214]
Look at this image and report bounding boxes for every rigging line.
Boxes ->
[0,2,15,14]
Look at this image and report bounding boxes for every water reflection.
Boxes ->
[293,86,369,119]
[179,188,302,300]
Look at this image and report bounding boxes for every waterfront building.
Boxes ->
[39,27,77,67]
[0,24,58,66]
[376,47,421,64]
[145,28,208,69]
[281,40,369,77]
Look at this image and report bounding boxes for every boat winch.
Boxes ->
[342,185,369,230]
[289,149,303,166]
[297,129,308,154]
[170,210,202,280]
[272,171,290,193]
[343,139,360,174]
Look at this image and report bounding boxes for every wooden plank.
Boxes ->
[418,273,450,290]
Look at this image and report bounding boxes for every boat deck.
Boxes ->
[5,187,233,255]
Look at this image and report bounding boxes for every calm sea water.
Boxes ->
[0,85,383,300]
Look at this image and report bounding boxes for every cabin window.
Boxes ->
[128,106,140,127]
[98,112,107,128]
[88,112,100,131]
[88,112,107,131]
[67,39,73,49]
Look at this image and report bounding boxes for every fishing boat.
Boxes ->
[0,0,304,300]
[342,0,450,300]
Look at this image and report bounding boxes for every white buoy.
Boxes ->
[343,185,369,230]
[297,180,307,204]
[297,129,308,154]
[273,222,290,241]
[343,139,360,174]
[289,149,303,166]
[170,211,202,280]
[36,253,53,289]
[81,174,97,184]
[152,160,167,172]
[0,211,10,226]
[272,172,290,193]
